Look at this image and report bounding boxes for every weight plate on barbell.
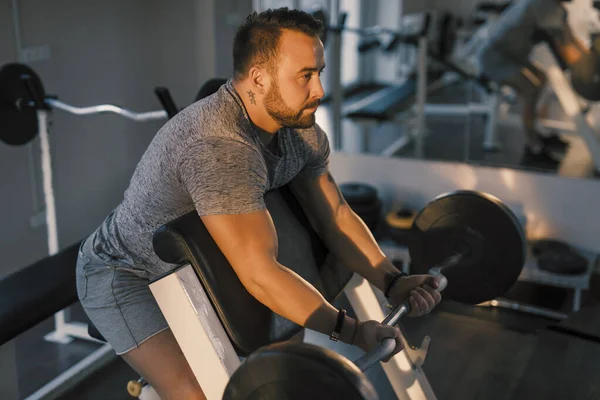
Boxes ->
[223,342,378,400]
[0,63,45,146]
[408,190,526,305]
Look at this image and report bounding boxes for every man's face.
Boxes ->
[263,29,325,129]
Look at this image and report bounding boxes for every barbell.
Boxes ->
[223,189,527,400]
[310,8,430,52]
[0,63,226,147]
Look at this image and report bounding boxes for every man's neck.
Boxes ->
[232,80,281,141]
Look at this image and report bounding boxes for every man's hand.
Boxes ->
[352,320,403,362]
[387,275,443,317]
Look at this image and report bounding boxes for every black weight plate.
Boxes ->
[386,209,416,230]
[531,239,572,258]
[409,190,526,305]
[571,51,600,101]
[349,198,381,217]
[340,182,378,205]
[223,342,378,400]
[0,63,45,146]
[537,249,588,275]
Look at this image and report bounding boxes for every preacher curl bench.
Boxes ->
[86,184,526,400]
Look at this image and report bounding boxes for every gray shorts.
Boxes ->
[76,233,169,355]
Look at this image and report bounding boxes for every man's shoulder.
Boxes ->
[170,85,256,146]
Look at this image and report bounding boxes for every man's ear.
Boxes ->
[248,65,269,94]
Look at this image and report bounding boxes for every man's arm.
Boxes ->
[200,209,356,342]
[288,171,401,293]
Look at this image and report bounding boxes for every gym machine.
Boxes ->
[0,58,531,400]
[313,6,511,158]
[0,62,205,399]
[0,65,528,400]
[95,187,526,400]
[536,28,600,174]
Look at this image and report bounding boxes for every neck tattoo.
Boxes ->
[247,90,256,105]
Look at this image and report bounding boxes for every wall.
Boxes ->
[0,0,219,279]
[214,0,254,76]
[330,153,600,254]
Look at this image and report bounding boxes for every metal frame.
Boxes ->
[149,262,438,400]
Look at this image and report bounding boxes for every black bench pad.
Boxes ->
[344,79,417,121]
[152,185,353,356]
[0,241,81,345]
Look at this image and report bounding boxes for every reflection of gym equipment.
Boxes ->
[534,31,600,174]
[311,8,430,155]
[313,7,511,157]
[447,2,513,77]
[449,1,600,172]
[437,2,514,152]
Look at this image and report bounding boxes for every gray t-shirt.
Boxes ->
[484,0,567,63]
[91,80,330,278]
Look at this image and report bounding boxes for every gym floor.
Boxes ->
[14,82,600,399]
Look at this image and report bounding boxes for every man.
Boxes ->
[76,8,442,400]
[478,0,588,168]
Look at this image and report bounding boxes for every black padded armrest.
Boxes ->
[344,79,417,121]
[152,185,353,356]
[0,242,81,345]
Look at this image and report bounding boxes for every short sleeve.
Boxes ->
[178,138,268,216]
[298,124,331,179]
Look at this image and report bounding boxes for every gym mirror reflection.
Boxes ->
[303,0,600,180]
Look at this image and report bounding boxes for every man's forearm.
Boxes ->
[248,263,356,343]
[320,207,401,292]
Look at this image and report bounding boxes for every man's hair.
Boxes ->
[233,8,324,80]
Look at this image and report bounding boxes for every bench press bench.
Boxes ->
[343,79,419,156]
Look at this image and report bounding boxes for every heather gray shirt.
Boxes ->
[91,80,330,278]
[484,0,567,64]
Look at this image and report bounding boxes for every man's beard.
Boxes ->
[263,79,319,129]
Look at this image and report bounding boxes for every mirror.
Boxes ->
[299,0,600,180]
